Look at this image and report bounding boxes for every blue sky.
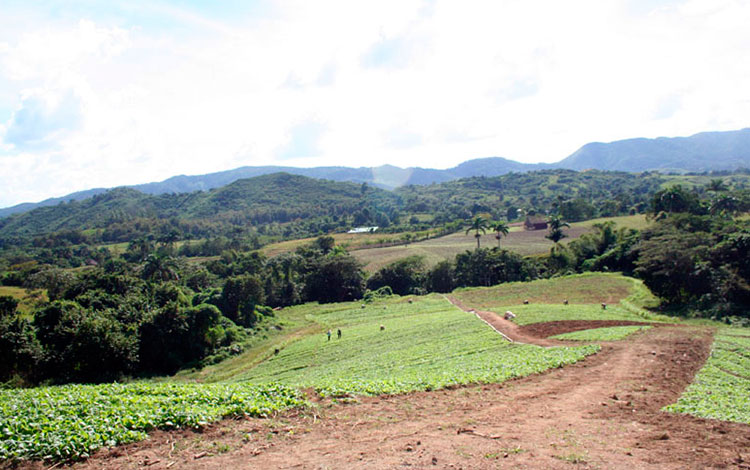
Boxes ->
[1,0,749,207]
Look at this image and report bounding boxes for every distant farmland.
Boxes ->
[352,215,647,272]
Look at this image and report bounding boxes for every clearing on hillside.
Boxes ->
[352,215,649,272]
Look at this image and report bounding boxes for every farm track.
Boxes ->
[27,312,750,470]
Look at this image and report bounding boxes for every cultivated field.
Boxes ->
[3,273,749,469]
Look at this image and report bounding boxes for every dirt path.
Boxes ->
[41,315,750,469]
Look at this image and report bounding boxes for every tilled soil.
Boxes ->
[15,314,750,470]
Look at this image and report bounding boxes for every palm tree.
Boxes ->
[466,216,489,249]
[545,216,570,244]
[491,221,510,249]
[141,254,180,282]
[706,179,728,192]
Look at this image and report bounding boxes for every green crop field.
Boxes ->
[551,325,653,341]
[0,382,303,462]
[664,328,750,424]
[232,295,599,397]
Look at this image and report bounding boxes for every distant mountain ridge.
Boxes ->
[2,128,749,219]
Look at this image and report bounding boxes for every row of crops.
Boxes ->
[552,325,652,341]
[664,328,750,424]
[0,382,303,461]
[234,295,600,396]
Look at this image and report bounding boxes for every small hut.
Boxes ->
[524,216,548,231]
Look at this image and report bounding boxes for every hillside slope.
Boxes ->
[558,128,750,172]
[0,173,397,238]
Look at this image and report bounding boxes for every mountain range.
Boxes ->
[2,128,749,219]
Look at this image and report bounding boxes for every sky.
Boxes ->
[1,0,750,208]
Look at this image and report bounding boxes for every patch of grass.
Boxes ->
[0,382,304,462]
[234,295,599,397]
[0,286,46,315]
[453,273,637,309]
[551,326,653,341]
[451,273,665,324]
[664,327,750,424]
[352,215,650,272]
[553,452,588,464]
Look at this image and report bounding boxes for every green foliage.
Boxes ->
[425,260,456,293]
[545,216,570,243]
[502,303,655,326]
[634,215,750,315]
[0,295,18,317]
[236,296,599,396]
[139,303,224,374]
[221,274,265,327]
[551,325,652,341]
[465,216,489,249]
[303,253,365,303]
[34,301,139,383]
[454,248,537,287]
[664,328,750,424]
[366,255,426,295]
[0,382,304,462]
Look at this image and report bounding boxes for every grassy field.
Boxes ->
[230,295,599,397]
[451,273,666,325]
[352,215,650,272]
[664,327,750,424]
[0,286,46,315]
[551,325,653,341]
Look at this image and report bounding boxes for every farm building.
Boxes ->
[524,216,548,231]
[347,226,379,234]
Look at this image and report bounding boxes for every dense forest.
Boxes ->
[2,170,750,386]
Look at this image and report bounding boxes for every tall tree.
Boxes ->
[706,179,728,192]
[545,216,570,243]
[491,221,510,249]
[466,216,489,249]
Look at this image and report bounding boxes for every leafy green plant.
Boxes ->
[551,326,652,341]
[0,382,303,462]
[664,328,750,424]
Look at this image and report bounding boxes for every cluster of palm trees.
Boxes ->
[464,216,510,249]
[465,214,571,249]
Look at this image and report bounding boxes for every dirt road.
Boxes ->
[63,315,750,469]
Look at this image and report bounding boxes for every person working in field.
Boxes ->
[337,328,342,339]
[327,329,331,341]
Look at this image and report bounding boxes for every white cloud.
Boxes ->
[0,0,749,207]
[2,89,83,150]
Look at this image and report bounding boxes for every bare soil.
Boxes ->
[14,311,750,470]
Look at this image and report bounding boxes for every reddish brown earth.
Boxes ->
[13,311,750,470]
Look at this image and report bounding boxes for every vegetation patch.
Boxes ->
[664,328,750,424]
[0,382,304,462]
[450,273,641,310]
[551,325,653,341]
[234,296,599,397]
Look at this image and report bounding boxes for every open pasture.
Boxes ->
[450,273,655,310]
[352,215,650,272]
